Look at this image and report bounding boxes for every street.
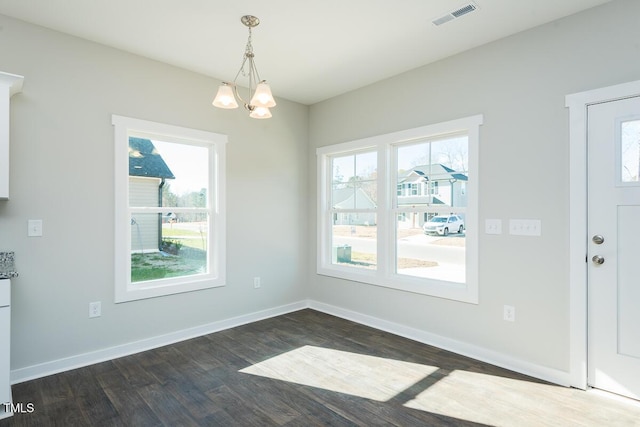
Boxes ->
[334,233,464,264]
[333,232,466,282]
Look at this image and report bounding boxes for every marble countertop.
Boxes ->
[0,252,17,279]
[0,272,18,279]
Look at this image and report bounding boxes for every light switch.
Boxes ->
[28,219,43,237]
[509,219,541,236]
[485,219,502,235]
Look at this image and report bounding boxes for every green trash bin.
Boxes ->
[336,245,352,263]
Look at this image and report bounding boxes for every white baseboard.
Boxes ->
[12,299,572,389]
[10,301,307,384]
[308,300,573,388]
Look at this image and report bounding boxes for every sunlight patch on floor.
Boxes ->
[239,345,438,401]
[403,369,634,426]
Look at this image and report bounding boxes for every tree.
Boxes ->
[162,182,178,207]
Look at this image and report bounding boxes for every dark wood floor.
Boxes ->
[1,309,639,426]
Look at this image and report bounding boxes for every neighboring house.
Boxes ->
[129,137,175,253]
[332,186,377,226]
[397,164,468,228]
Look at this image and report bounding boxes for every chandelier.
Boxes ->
[212,15,276,119]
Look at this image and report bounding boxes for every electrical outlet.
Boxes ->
[503,305,515,322]
[253,277,261,289]
[89,301,101,318]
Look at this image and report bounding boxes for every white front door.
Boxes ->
[588,95,640,400]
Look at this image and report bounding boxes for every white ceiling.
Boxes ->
[0,0,611,105]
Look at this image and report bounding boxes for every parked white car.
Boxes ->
[423,215,465,236]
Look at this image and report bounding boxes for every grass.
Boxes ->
[131,248,206,282]
[160,228,207,251]
[341,251,438,269]
[161,228,202,237]
[131,223,208,282]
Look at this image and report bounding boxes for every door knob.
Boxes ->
[592,255,605,265]
[592,235,605,245]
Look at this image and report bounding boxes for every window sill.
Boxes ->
[317,265,478,304]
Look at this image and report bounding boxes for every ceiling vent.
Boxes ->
[432,2,479,26]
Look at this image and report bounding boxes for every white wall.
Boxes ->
[308,0,640,375]
[0,14,309,371]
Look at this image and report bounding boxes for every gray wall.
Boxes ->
[0,14,309,369]
[2,0,639,379]
[308,0,640,373]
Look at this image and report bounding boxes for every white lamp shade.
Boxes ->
[249,106,272,119]
[250,81,276,108]
[212,84,239,109]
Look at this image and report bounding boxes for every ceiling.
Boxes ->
[0,0,612,105]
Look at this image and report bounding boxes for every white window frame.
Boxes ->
[113,115,227,303]
[317,115,482,303]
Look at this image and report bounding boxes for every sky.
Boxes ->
[152,139,209,195]
[332,134,469,182]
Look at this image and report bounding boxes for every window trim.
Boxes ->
[113,115,227,303]
[317,115,482,303]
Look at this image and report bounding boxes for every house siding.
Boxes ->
[129,177,161,252]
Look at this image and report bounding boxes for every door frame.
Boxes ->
[566,79,640,390]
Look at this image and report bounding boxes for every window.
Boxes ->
[329,150,377,270]
[618,117,640,184]
[317,115,482,303]
[113,115,227,302]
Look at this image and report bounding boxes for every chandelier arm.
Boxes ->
[231,55,250,108]
[231,84,250,111]
[249,57,258,107]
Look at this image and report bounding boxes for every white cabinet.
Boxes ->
[0,72,24,200]
[0,279,11,420]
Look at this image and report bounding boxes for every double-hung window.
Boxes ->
[113,115,227,302]
[317,115,482,303]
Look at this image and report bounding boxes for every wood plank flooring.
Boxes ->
[1,309,639,426]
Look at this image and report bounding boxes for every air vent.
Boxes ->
[432,14,455,26]
[432,2,479,26]
[451,3,477,18]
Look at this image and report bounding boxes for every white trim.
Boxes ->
[112,115,227,303]
[565,79,640,390]
[308,300,572,387]
[316,115,483,156]
[11,299,572,389]
[10,301,307,384]
[0,72,24,200]
[112,115,226,146]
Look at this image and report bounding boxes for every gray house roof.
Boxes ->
[332,187,376,209]
[399,164,467,183]
[129,137,175,179]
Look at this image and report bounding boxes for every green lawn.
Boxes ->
[161,227,207,251]
[339,251,438,269]
[131,248,206,282]
[161,228,201,237]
